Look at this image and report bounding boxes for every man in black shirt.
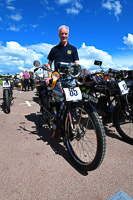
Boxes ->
[46,25,79,138]
[46,25,79,84]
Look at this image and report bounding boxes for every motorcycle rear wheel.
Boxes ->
[113,96,133,144]
[65,106,106,171]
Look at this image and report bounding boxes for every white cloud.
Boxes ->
[40,0,82,15]
[57,0,71,4]
[113,1,122,16]
[123,33,133,46]
[8,25,20,32]
[102,0,112,10]
[57,0,83,15]
[102,0,122,20]
[9,13,22,21]
[6,0,16,5]
[0,41,43,74]
[27,43,54,55]
[66,0,83,14]
[66,7,80,14]
[30,24,39,29]
[74,1,83,9]
[7,6,15,10]
[78,42,115,70]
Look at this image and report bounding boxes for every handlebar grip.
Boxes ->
[108,68,119,73]
[34,68,39,72]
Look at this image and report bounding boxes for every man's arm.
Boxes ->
[47,60,52,70]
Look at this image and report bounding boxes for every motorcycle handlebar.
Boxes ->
[34,65,52,73]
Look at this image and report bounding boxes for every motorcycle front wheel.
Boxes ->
[4,89,11,113]
[113,96,133,144]
[65,106,106,171]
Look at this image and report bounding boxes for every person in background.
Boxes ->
[19,70,24,79]
[23,70,30,91]
[29,71,34,91]
[19,70,24,91]
[46,25,79,138]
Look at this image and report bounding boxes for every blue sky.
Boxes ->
[0,0,133,74]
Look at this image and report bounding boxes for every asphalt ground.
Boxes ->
[0,86,132,200]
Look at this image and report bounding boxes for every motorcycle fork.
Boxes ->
[67,103,77,133]
[55,102,64,132]
[106,96,115,110]
[121,95,133,117]
[119,94,129,109]
[116,94,132,120]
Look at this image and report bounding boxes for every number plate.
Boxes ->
[63,87,82,101]
[83,93,98,103]
[118,80,128,95]
[3,81,10,88]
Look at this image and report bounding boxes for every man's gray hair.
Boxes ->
[58,25,69,34]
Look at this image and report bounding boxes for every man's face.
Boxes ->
[59,28,69,44]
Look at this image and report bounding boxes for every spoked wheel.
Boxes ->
[65,106,106,171]
[113,97,133,144]
[5,89,11,113]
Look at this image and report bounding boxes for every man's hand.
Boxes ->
[45,77,51,85]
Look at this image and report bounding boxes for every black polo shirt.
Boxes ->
[47,42,79,69]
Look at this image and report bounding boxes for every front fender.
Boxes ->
[83,101,96,112]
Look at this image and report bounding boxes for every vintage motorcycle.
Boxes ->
[2,75,14,113]
[78,61,133,144]
[33,60,106,171]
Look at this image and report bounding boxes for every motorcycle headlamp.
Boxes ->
[68,64,81,78]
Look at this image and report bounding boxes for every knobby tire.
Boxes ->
[5,89,11,113]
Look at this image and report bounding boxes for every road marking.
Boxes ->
[19,101,36,106]
[26,101,32,107]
